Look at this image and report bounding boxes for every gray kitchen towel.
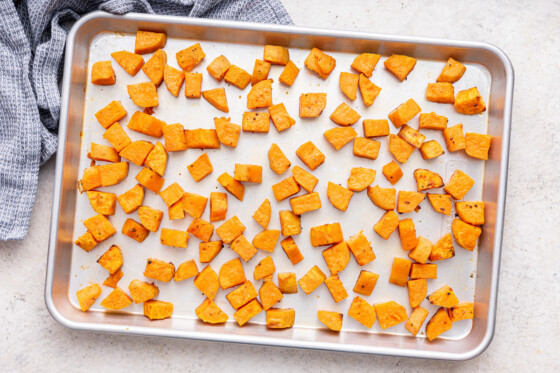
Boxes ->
[0,0,292,240]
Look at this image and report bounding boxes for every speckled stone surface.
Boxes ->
[1,1,559,371]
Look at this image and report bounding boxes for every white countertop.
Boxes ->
[1,0,558,371]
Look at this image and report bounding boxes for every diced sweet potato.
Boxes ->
[217,172,245,201]
[324,275,348,303]
[374,301,407,329]
[158,182,184,207]
[187,153,213,182]
[353,137,380,160]
[163,65,184,96]
[115,184,143,215]
[456,201,485,225]
[367,185,396,210]
[181,192,208,218]
[384,54,417,81]
[264,45,290,65]
[299,93,327,118]
[136,167,164,193]
[329,103,361,126]
[74,231,98,252]
[298,265,326,294]
[382,161,403,185]
[111,51,144,76]
[103,123,131,152]
[253,229,281,252]
[202,88,229,112]
[373,211,399,240]
[353,270,379,296]
[430,233,455,261]
[87,191,116,216]
[455,87,486,115]
[429,285,459,308]
[339,72,359,100]
[279,60,300,86]
[252,59,271,85]
[296,141,325,170]
[427,193,452,215]
[323,127,357,151]
[278,273,298,294]
[317,310,343,331]
[242,112,270,133]
[348,296,377,328]
[388,99,421,128]
[408,236,433,264]
[280,236,304,265]
[144,300,173,320]
[322,241,350,275]
[268,143,291,175]
[224,65,252,90]
[419,112,448,130]
[91,61,115,85]
[346,232,375,266]
[135,31,166,54]
[388,134,415,163]
[168,200,184,220]
[410,263,438,279]
[122,218,149,242]
[363,119,389,138]
[443,123,466,152]
[397,191,425,213]
[288,192,321,216]
[162,123,187,151]
[327,183,353,212]
[226,281,258,309]
[174,259,199,281]
[234,164,262,183]
[144,142,167,176]
[216,215,245,244]
[279,210,301,236]
[219,258,246,289]
[426,82,455,103]
[448,302,474,322]
[398,124,426,148]
[184,72,203,98]
[268,103,296,132]
[465,132,492,160]
[443,169,474,200]
[266,308,295,329]
[254,256,276,280]
[214,117,240,147]
[259,280,284,310]
[101,273,121,290]
[358,74,381,107]
[84,214,116,242]
[185,129,220,149]
[351,53,380,77]
[209,192,227,222]
[76,283,102,311]
[234,299,263,326]
[398,218,418,251]
[196,298,228,324]
[194,265,219,299]
[452,218,482,251]
[347,167,376,192]
[272,176,300,202]
[176,43,205,72]
[207,55,231,81]
[304,48,336,79]
[420,140,445,159]
[128,279,159,304]
[97,245,123,274]
[127,82,158,108]
[389,257,412,287]
[119,140,154,166]
[247,79,273,109]
[231,235,257,262]
[310,223,343,247]
[199,241,223,263]
[95,101,127,129]
[100,287,132,310]
[414,169,444,192]
[142,49,166,86]
[407,278,427,307]
[437,57,466,83]
[187,218,214,242]
[253,199,271,229]
[405,306,429,336]
[89,143,120,163]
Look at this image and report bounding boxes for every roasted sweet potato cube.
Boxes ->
[280,237,304,265]
[448,302,474,322]
[217,172,245,201]
[278,273,298,294]
[159,182,184,207]
[397,191,425,213]
[253,229,281,252]
[259,280,284,310]
[388,134,415,163]
[91,61,115,85]
[358,74,382,107]
[264,45,289,65]
[352,53,380,77]
[419,112,448,130]
[119,140,154,166]
[100,287,132,310]
[99,269,120,288]
[324,127,357,150]
[144,142,167,177]
[268,103,295,132]
[226,281,258,309]
[187,218,214,242]
[384,54,417,81]
[329,103,361,126]
[230,235,257,262]
[407,278,427,308]
[353,270,379,296]
[247,79,273,109]
[310,223,343,247]
[142,49,166,86]
[367,185,396,210]
[317,310,343,331]
[296,141,325,170]
[194,265,219,299]
[322,241,350,275]
[176,43,205,71]
[116,184,143,214]
[373,211,399,240]
[348,296,377,328]
[456,201,485,225]
[438,57,466,83]
[95,101,127,129]
[163,64,184,96]
[127,82,158,108]
[122,218,149,242]
[339,72,359,100]
[346,232,375,266]
[168,200,184,220]
[398,218,417,251]
[242,112,270,133]
[347,167,376,192]
[128,279,159,304]
[207,55,231,81]
[388,257,412,287]
[111,51,144,76]
[427,193,452,215]
[420,140,445,160]
[224,65,252,90]
[408,236,433,264]
[143,300,173,320]
[199,241,223,263]
[353,137,380,160]
[161,123,187,151]
[375,301,407,329]
[84,214,116,242]
[76,284,102,311]
[398,125,426,148]
[279,210,301,236]
[290,167,317,194]
[304,48,336,79]
[298,265,326,294]
[388,99,421,128]
[103,123,131,153]
[455,87,486,115]
[381,161,403,185]
[429,285,459,308]
[202,88,229,112]
[405,306,429,336]
[216,215,245,244]
[299,93,327,118]
[89,143,120,163]
[135,30,166,54]
[136,167,164,193]
[427,81,456,103]
[465,132,492,160]
[443,170,474,200]
[159,228,188,248]
[209,192,227,222]
[74,231,98,252]
[135,206,162,233]
[254,256,276,281]
[410,263,438,279]
[272,176,300,202]
[185,129,220,149]
[452,218,482,251]
[289,192,321,215]
[214,117,240,147]
[363,119,389,137]
[252,59,271,85]
[266,308,295,329]
[174,259,199,282]
[219,258,246,290]
[181,192,208,219]
[414,169,444,192]
[326,182,353,212]
[430,233,455,261]
[187,153,213,182]
[234,299,263,326]
[443,123,465,152]
[279,60,300,86]
[234,164,262,183]
[253,199,271,229]
[325,275,348,303]
[184,72,202,98]
[97,245,123,275]
[196,298,228,324]
[87,191,116,216]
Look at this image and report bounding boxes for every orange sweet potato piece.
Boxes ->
[324,275,348,303]
[429,285,459,308]
[310,223,343,247]
[268,103,295,132]
[382,161,403,185]
[184,72,202,98]
[87,191,116,215]
[181,192,208,219]
[398,124,426,148]
[100,287,132,310]
[253,199,271,229]
[346,167,375,192]
[159,183,184,208]
[219,258,246,289]
[95,101,127,129]
[259,280,284,310]
[216,215,245,244]
[426,82,455,103]
[339,72,359,100]
[128,279,159,304]
[168,200,184,220]
[97,162,128,188]
[348,296,377,328]
[162,123,188,151]
[207,55,231,81]
[407,279,427,308]
[290,166,317,193]
[176,43,205,71]
[122,218,149,242]
[279,60,300,86]
[324,127,357,151]
[330,103,361,126]
[224,65,252,90]
[367,185,396,210]
[74,231,98,252]
[278,273,298,294]
[384,54,417,81]
[103,268,123,289]
[351,53,380,77]
[296,141,325,170]
[84,214,116,242]
[443,169,475,200]
[144,142,167,176]
[373,211,399,239]
[280,236,304,265]
[233,299,263,326]
[304,47,336,79]
[346,232,375,266]
[268,144,291,175]
[353,137,380,160]
[388,99,421,128]
[452,218,482,251]
[264,45,290,65]
[353,270,379,296]
[253,229,281,252]
[194,265,219,299]
[289,192,321,215]
[187,153,213,182]
[358,74,381,107]
[209,192,227,222]
[437,57,466,83]
[272,176,300,202]
[135,31,166,54]
[443,123,466,152]
[196,297,228,324]
[375,301,408,329]
[202,88,229,112]
[163,65,184,96]
[430,233,455,261]
[363,119,389,138]
[426,308,453,341]
[136,167,164,193]
[143,258,175,283]
[266,308,295,329]
[254,256,276,281]
[299,93,327,118]
[144,300,173,320]
[408,236,433,264]
[97,244,123,275]
[279,210,301,236]
[234,164,262,183]
[103,123,131,152]
[448,302,474,322]
[317,310,343,331]
[252,59,271,85]
[247,79,272,109]
[185,129,220,149]
[242,112,270,133]
[327,182,353,212]
[111,51,144,76]
[89,143,120,163]
[419,112,448,130]
[231,234,257,262]
[187,218,214,242]
[409,263,438,279]
[127,82,158,108]
[388,257,411,287]
[119,140,154,166]
[465,133,492,160]
[298,265,326,294]
[455,87,486,115]
[214,117,241,147]
[405,306,429,336]
[91,61,115,85]
[217,172,245,201]
[115,184,143,214]
[389,134,415,163]
[142,49,166,86]
[455,201,484,226]
[76,284,102,311]
[322,241,350,276]
[427,193,452,215]
[420,140,445,159]
[397,190,426,213]
[397,218,417,252]
[199,241,223,263]
[226,281,258,309]
[137,205,162,232]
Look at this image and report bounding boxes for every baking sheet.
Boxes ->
[69,31,490,340]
